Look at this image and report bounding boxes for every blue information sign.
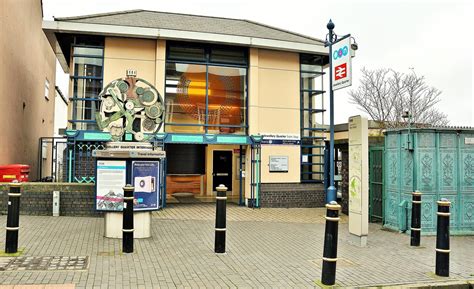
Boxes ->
[132,161,161,211]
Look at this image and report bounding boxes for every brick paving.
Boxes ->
[0,203,472,288]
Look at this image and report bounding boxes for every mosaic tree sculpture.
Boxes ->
[96,73,164,142]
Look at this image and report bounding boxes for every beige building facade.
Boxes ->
[0,0,56,180]
[44,10,329,207]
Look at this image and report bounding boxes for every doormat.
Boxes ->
[172,193,201,203]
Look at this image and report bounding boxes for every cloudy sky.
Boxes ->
[43,0,473,126]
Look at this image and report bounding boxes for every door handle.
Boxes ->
[215,173,228,176]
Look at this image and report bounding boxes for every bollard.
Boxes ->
[122,185,134,253]
[435,198,450,277]
[5,181,21,253]
[321,201,341,285]
[410,191,422,246]
[214,184,227,254]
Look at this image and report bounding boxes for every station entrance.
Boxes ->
[165,144,246,204]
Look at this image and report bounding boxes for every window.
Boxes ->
[69,37,104,131]
[44,78,50,100]
[300,54,327,183]
[165,42,248,135]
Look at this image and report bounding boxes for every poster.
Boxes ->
[132,161,160,211]
[96,160,126,211]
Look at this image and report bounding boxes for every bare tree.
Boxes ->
[349,68,449,128]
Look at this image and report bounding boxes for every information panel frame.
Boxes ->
[95,160,127,211]
[269,155,289,172]
[131,160,161,211]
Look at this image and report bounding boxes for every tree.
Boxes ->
[348,68,449,128]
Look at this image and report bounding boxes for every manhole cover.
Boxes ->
[0,256,88,271]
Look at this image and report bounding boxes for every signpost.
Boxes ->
[321,19,357,286]
[325,19,356,204]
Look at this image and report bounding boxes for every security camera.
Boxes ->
[351,43,358,51]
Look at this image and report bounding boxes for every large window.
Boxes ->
[70,39,104,131]
[165,42,248,134]
[300,54,327,183]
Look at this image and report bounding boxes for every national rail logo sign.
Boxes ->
[332,37,352,90]
[335,63,347,80]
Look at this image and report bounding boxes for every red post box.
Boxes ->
[0,164,30,182]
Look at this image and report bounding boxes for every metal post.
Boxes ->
[321,201,341,285]
[214,184,227,253]
[326,19,337,203]
[410,191,422,246]
[239,145,244,206]
[435,198,450,277]
[5,181,21,253]
[122,185,134,253]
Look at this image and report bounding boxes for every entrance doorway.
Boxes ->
[213,150,233,191]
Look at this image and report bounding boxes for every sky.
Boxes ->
[42,0,474,126]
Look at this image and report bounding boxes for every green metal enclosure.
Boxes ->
[384,128,474,235]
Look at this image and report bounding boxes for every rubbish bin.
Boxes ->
[0,164,30,182]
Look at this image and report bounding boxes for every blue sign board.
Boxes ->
[132,161,161,211]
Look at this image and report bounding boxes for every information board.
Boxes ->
[96,160,127,211]
[132,161,161,211]
[269,156,289,172]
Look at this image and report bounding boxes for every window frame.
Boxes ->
[69,41,104,130]
[165,42,249,135]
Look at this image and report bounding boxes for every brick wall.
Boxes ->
[259,183,325,208]
[0,183,100,217]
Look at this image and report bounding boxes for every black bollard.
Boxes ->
[5,181,21,253]
[321,201,341,286]
[435,198,450,277]
[410,191,422,246]
[122,185,134,253]
[214,184,227,254]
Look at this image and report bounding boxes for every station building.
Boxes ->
[43,10,330,207]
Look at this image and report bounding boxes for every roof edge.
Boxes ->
[54,9,325,45]
[54,9,143,21]
[244,19,324,44]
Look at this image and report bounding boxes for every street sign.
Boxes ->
[332,37,352,91]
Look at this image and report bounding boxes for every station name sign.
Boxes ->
[260,133,300,145]
[332,37,352,91]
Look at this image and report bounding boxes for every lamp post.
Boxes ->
[402,110,413,150]
[325,20,355,203]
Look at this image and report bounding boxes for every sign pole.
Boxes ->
[325,20,353,203]
[327,20,336,204]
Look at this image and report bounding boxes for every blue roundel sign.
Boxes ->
[333,45,349,60]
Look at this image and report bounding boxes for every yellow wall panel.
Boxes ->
[260,145,300,183]
[104,37,156,60]
[258,107,299,134]
[258,69,299,109]
[103,59,156,86]
[257,49,299,71]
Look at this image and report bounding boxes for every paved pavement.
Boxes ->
[0,203,473,288]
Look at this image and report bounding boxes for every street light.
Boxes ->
[402,110,413,150]
[324,19,355,203]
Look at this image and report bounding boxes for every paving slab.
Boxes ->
[0,203,472,288]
